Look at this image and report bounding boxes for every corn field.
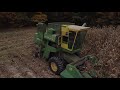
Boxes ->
[81,26,120,78]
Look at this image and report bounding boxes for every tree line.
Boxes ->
[0,12,47,28]
[0,12,120,28]
[45,12,120,28]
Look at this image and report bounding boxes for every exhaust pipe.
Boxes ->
[82,23,87,27]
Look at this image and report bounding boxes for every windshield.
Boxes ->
[68,30,87,50]
[74,31,87,50]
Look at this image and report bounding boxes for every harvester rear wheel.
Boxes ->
[49,57,66,75]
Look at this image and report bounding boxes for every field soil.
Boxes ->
[0,27,59,78]
[0,26,120,78]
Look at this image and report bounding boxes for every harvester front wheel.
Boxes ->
[49,57,66,75]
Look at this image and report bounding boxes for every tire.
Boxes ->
[48,56,66,75]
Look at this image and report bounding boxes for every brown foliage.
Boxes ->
[80,26,120,77]
[0,12,17,23]
[0,12,47,27]
[31,12,47,23]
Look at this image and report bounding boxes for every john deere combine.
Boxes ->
[34,22,98,78]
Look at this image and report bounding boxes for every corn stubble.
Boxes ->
[80,26,120,78]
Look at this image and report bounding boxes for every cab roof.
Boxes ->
[68,25,90,31]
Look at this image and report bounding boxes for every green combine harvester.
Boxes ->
[34,22,98,78]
